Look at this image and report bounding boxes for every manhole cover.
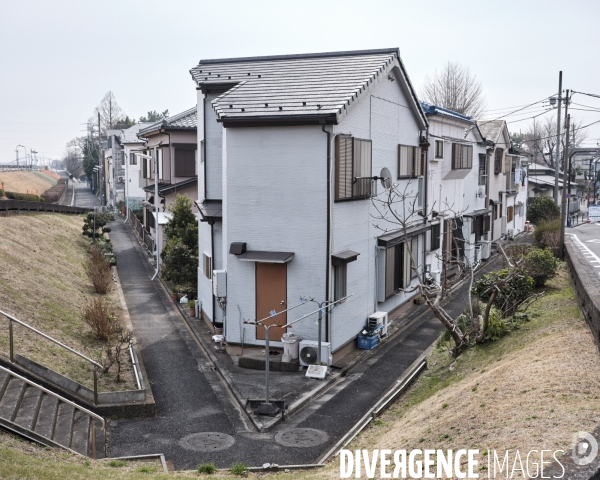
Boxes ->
[274,428,329,448]
[179,432,235,452]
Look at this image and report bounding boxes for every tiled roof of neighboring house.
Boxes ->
[189,48,427,128]
[142,177,197,194]
[120,123,154,143]
[138,107,197,136]
[420,102,473,123]
[477,120,506,143]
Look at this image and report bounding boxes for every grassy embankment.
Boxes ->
[0,214,135,392]
[0,263,597,479]
[0,170,57,195]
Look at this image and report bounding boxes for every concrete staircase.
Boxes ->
[0,366,105,458]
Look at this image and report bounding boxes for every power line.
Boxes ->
[475,94,554,127]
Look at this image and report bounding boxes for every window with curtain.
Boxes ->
[129,152,137,165]
[478,154,487,185]
[435,140,443,159]
[398,145,421,178]
[494,148,504,174]
[451,143,473,170]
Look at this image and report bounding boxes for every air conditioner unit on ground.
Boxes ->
[299,340,332,367]
[479,241,491,260]
[368,311,389,336]
[212,270,226,297]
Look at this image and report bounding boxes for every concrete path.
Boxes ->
[73,181,101,208]
[106,218,513,470]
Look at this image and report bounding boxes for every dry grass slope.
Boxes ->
[0,213,134,391]
[0,170,56,195]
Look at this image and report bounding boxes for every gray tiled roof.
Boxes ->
[138,107,197,136]
[477,120,506,143]
[190,48,426,127]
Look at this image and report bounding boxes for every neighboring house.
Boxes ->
[421,103,490,282]
[527,162,564,202]
[477,120,528,239]
[190,48,429,362]
[120,123,153,211]
[136,107,198,254]
[101,129,125,208]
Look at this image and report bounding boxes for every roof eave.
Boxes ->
[219,113,339,127]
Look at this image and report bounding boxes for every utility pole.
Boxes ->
[98,112,103,205]
[554,71,562,204]
[559,92,571,260]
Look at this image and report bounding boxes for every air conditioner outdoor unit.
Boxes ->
[368,311,389,336]
[479,241,491,260]
[212,270,226,297]
[298,340,332,367]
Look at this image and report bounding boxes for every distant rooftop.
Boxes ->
[420,102,473,123]
[477,120,506,143]
[138,107,197,136]
[190,48,426,127]
[120,123,153,143]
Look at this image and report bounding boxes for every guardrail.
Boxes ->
[0,199,92,215]
[126,207,155,254]
[0,310,102,405]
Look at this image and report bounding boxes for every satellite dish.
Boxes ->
[380,167,392,189]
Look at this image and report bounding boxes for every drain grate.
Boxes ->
[179,432,235,452]
[274,428,329,448]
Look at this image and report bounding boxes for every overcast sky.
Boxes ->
[2,0,600,163]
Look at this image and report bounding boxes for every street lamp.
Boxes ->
[15,145,25,167]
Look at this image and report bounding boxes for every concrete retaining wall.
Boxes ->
[565,240,600,352]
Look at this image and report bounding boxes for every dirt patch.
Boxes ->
[349,266,599,477]
[0,214,135,392]
[0,171,55,195]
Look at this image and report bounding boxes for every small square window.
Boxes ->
[333,264,347,301]
[203,253,212,280]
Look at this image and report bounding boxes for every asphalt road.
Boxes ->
[73,181,101,208]
[567,222,600,279]
[105,219,511,470]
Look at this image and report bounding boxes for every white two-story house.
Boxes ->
[190,48,429,362]
[478,120,529,239]
[421,103,490,282]
[120,123,153,211]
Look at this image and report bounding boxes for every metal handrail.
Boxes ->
[0,364,104,459]
[0,309,102,405]
[0,365,104,428]
[0,310,101,368]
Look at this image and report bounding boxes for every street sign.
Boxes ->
[589,206,600,222]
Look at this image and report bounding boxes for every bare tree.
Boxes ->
[371,180,540,355]
[62,138,84,176]
[421,62,487,119]
[520,116,589,169]
[93,91,126,135]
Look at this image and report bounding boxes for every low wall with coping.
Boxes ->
[565,239,600,352]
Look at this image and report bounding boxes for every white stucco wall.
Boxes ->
[223,126,327,347]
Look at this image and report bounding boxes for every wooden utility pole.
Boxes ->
[554,71,562,204]
[559,93,571,260]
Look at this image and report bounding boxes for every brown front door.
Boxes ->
[255,262,287,341]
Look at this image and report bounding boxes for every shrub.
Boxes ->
[0,188,5,198]
[533,220,561,255]
[198,463,218,474]
[5,191,44,202]
[108,460,126,467]
[230,463,248,476]
[522,248,559,287]
[40,184,67,203]
[527,197,560,225]
[161,240,198,294]
[504,244,533,264]
[472,267,534,318]
[82,211,114,242]
[83,297,116,341]
[86,245,112,294]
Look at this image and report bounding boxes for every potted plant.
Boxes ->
[171,286,179,302]
[413,295,426,305]
[188,299,196,317]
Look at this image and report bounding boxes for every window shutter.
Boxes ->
[175,149,196,177]
[471,218,476,234]
[466,146,473,168]
[158,149,164,179]
[398,145,408,177]
[495,148,503,174]
[336,136,353,200]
